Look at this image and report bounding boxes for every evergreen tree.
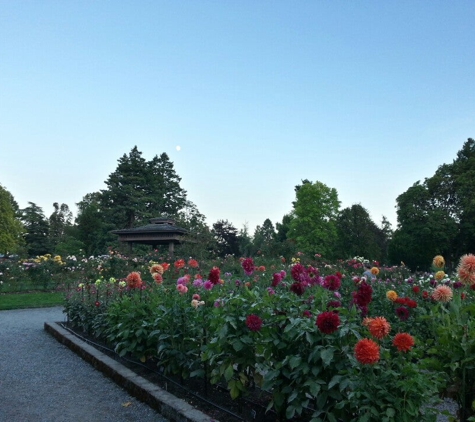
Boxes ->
[212,219,240,257]
[101,147,187,229]
[21,202,50,256]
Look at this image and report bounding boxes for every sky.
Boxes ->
[1,1,474,234]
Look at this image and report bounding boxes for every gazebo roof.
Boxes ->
[111,217,188,245]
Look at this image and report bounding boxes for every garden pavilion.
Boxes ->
[111,217,187,256]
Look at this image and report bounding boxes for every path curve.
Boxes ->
[0,306,168,422]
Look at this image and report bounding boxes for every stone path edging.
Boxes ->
[44,322,218,422]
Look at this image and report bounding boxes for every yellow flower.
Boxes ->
[433,255,445,269]
[371,267,379,276]
[435,271,445,281]
[386,290,398,301]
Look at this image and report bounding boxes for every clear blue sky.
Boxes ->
[1,1,474,234]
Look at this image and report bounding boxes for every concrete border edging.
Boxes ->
[44,322,218,422]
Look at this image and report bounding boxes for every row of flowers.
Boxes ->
[62,253,475,421]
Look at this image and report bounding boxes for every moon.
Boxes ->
[176,145,181,151]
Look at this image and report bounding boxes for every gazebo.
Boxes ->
[111,217,188,256]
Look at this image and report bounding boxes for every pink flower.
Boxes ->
[177,284,188,294]
[204,280,213,290]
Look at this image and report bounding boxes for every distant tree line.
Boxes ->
[1,139,473,271]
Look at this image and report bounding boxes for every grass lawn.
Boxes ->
[0,292,64,310]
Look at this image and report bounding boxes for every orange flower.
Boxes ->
[386,290,398,301]
[354,339,380,365]
[174,259,185,269]
[435,271,445,281]
[368,317,391,340]
[432,285,453,302]
[370,267,379,276]
[188,259,199,268]
[161,263,170,272]
[432,255,445,269]
[126,272,143,289]
[150,264,164,275]
[258,265,266,272]
[393,333,415,352]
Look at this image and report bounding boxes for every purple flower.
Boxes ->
[204,280,213,290]
[267,287,276,295]
[193,279,204,288]
[177,277,188,286]
[280,270,287,279]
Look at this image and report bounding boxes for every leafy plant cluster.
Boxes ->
[62,253,475,421]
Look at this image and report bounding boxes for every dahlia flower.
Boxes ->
[316,311,341,334]
[368,317,391,340]
[355,339,380,365]
[432,255,445,269]
[432,285,453,302]
[246,314,263,332]
[126,272,143,289]
[386,290,398,301]
[393,333,415,352]
[241,258,255,276]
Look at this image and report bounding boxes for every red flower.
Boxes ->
[290,282,306,296]
[353,282,373,307]
[327,300,342,311]
[412,286,420,294]
[188,259,199,268]
[422,290,430,299]
[258,265,266,272]
[174,259,185,270]
[161,263,170,272]
[126,272,143,289]
[367,317,391,340]
[396,306,410,321]
[95,301,101,307]
[303,310,312,318]
[246,314,263,332]
[355,339,380,365]
[323,275,341,291]
[316,311,341,334]
[241,258,255,276]
[208,267,221,285]
[393,333,415,352]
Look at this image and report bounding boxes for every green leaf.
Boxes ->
[386,408,396,418]
[320,348,334,367]
[328,375,342,390]
[224,364,234,382]
[289,356,302,370]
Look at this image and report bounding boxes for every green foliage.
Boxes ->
[0,292,63,310]
[100,146,187,230]
[211,219,240,257]
[0,185,24,254]
[20,202,51,257]
[289,180,340,256]
[335,204,390,262]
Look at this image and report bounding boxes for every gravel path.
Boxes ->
[0,306,168,422]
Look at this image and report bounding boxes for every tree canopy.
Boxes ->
[0,185,24,254]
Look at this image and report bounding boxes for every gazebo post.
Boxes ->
[168,242,174,257]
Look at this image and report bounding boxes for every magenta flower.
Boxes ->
[204,280,213,290]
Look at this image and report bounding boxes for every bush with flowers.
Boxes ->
[61,252,475,421]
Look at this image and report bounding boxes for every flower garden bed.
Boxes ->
[62,254,475,422]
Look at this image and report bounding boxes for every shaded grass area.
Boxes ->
[0,292,64,310]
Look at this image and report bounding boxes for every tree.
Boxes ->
[0,185,24,254]
[101,147,187,229]
[21,202,50,256]
[211,220,240,257]
[335,204,386,261]
[49,202,73,252]
[76,193,111,256]
[252,218,278,257]
[389,181,458,270]
[275,213,298,259]
[288,180,340,256]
